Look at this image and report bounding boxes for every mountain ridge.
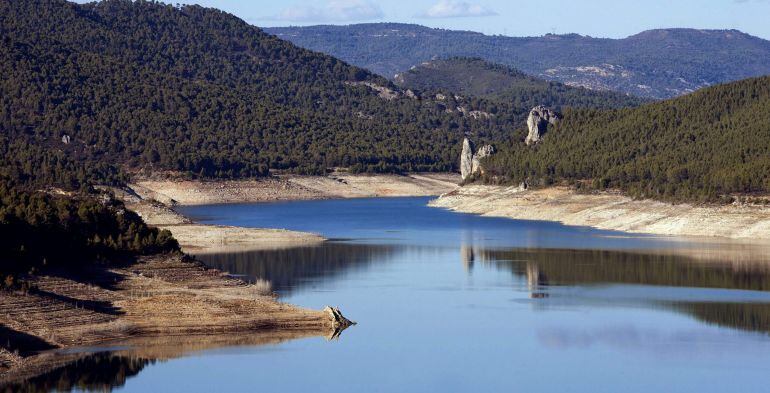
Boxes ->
[394,57,648,109]
[265,23,770,99]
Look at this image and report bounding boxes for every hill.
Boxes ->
[0,0,517,183]
[394,58,648,109]
[0,0,474,281]
[481,76,770,202]
[266,24,770,99]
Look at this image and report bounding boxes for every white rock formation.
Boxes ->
[471,144,495,176]
[344,81,399,100]
[460,138,474,180]
[525,105,560,146]
[461,138,495,181]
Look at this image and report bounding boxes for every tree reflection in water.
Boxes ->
[8,242,770,391]
[194,242,399,293]
[477,247,770,334]
[198,241,770,336]
[2,353,153,393]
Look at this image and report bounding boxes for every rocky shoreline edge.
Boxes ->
[430,185,770,240]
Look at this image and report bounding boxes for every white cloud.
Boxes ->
[272,0,384,22]
[420,0,497,18]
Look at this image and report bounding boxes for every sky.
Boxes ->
[155,0,770,39]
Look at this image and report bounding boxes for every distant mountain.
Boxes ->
[394,58,648,109]
[266,24,770,99]
[483,75,770,202]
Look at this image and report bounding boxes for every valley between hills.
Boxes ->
[3,0,770,388]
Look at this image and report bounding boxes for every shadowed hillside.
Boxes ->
[267,24,770,99]
[395,58,648,109]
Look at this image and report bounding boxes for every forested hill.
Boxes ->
[395,58,648,110]
[482,76,770,202]
[0,0,519,183]
[266,24,770,99]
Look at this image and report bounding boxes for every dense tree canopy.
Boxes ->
[395,58,648,110]
[0,0,522,178]
[0,177,179,285]
[482,76,770,202]
[1,0,768,284]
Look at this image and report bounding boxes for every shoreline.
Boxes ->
[5,175,770,380]
[132,172,460,206]
[430,185,770,240]
[112,183,326,254]
[0,254,352,379]
[2,173,461,379]
[123,173,459,253]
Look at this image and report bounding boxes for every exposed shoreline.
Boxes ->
[0,255,351,380]
[430,185,770,240]
[1,173,460,379]
[133,172,460,205]
[124,173,459,253]
[5,175,770,380]
[111,183,326,254]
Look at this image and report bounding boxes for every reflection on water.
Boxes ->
[1,332,332,392]
[678,302,770,335]
[479,247,770,292]
[194,243,399,294]
[10,197,770,392]
[2,353,153,393]
[200,242,770,335]
[480,247,770,334]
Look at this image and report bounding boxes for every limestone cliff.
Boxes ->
[471,144,495,176]
[461,138,495,181]
[525,105,560,146]
[460,138,474,180]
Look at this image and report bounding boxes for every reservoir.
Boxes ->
[15,197,770,392]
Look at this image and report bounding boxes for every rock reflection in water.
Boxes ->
[474,247,770,334]
[197,240,770,336]
[480,247,770,291]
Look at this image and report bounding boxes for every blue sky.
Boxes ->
[70,0,770,39]
[170,0,770,39]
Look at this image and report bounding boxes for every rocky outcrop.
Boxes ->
[525,105,560,146]
[461,138,495,181]
[471,144,494,175]
[344,81,399,100]
[457,107,494,120]
[460,138,474,180]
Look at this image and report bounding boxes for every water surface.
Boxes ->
[14,197,770,392]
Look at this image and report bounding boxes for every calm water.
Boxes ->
[14,197,770,392]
